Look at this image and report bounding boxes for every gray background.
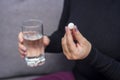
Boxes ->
[0,0,75,80]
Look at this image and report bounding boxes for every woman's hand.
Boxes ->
[18,32,50,58]
[61,26,92,60]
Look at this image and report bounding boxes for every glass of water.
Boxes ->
[22,19,45,67]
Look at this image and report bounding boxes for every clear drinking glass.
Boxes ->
[22,19,45,67]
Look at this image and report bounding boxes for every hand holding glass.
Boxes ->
[22,19,45,67]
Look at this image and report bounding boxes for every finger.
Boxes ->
[72,26,84,43]
[62,34,72,59]
[18,32,24,43]
[18,43,27,52]
[61,34,69,55]
[43,36,50,47]
[65,27,76,51]
[18,48,26,58]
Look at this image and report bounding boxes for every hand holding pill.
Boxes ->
[62,22,92,60]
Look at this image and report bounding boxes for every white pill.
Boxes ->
[68,23,74,29]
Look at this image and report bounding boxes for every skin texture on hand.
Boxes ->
[61,26,91,60]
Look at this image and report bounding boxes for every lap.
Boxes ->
[33,71,75,80]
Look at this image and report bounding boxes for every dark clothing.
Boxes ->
[46,0,120,80]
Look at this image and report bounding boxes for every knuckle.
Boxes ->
[18,43,22,49]
[68,47,74,53]
[18,48,23,54]
[69,48,73,52]
[66,56,71,60]
[18,43,21,49]
[67,42,72,48]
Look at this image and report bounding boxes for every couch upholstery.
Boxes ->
[0,0,75,80]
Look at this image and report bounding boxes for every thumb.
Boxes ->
[43,36,50,47]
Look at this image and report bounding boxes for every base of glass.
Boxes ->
[25,56,45,67]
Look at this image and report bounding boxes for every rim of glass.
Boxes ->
[23,19,42,23]
[22,19,43,28]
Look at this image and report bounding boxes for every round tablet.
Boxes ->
[68,23,74,29]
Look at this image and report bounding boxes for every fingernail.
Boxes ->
[65,26,71,35]
[75,25,78,32]
[65,26,68,32]
[23,47,27,51]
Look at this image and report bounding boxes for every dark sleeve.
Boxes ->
[45,0,70,53]
[83,46,120,80]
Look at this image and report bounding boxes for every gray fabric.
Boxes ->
[0,0,75,79]
[4,76,40,80]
